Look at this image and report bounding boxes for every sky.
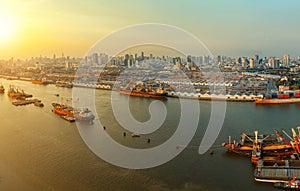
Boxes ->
[0,0,300,59]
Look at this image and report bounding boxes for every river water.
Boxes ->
[0,78,299,191]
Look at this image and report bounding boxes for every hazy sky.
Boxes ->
[0,0,300,59]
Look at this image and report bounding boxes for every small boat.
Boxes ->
[34,101,44,107]
[0,84,4,93]
[73,108,95,122]
[61,115,76,122]
[274,178,300,190]
[131,133,140,138]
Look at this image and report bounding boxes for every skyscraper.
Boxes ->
[249,58,254,68]
[283,54,290,67]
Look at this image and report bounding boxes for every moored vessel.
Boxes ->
[274,178,300,190]
[51,103,95,122]
[0,84,4,93]
[255,97,300,104]
[222,130,296,162]
[7,85,32,98]
[120,81,167,100]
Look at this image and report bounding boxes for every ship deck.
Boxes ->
[255,165,300,182]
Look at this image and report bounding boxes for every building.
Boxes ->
[283,54,290,67]
[92,53,99,64]
[249,58,254,68]
[255,54,259,62]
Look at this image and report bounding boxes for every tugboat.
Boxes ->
[0,84,4,93]
[274,178,300,190]
[61,115,76,122]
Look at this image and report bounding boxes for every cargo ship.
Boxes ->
[255,97,300,104]
[120,81,167,100]
[254,159,300,183]
[55,82,73,88]
[256,85,300,104]
[31,78,49,85]
[52,103,74,116]
[222,130,298,163]
[51,103,95,122]
[7,85,32,98]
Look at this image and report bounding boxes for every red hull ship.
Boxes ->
[120,90,167,100]
[51,103,95,122]
[120,81,167,100]
[255,98,300,104]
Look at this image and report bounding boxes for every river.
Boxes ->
[0,78,299,191]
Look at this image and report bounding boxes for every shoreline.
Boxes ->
[0,75,263,102]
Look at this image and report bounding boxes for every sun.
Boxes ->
[0,14,16,43]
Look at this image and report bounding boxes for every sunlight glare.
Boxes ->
[0,14,16,43]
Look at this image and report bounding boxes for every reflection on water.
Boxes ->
[0,79,298,190]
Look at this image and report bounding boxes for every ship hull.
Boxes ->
[120,90,167,100]
[255,98,300,104]
[32,80,47,85]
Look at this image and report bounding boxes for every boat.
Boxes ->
[120,90,167,99]
[0,84,4,93]
[32,80,46,84]
[34,101,44,107]
[222,131,295,160]
[255,98,300,104]
[12,98,41,106]
[274,178,300,190]
[55,82,73,88]
[61,115,76,122]
[120,81,167,100]
[7,85,32,98]
[31,77,49,85]
[51,103,95,122]
[255,159,300,183]
[131,133,140,137]
[73,108,95,122]
[256,88,300,104]
[52,103,74,116]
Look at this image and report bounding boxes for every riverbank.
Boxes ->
[0,75,264,102]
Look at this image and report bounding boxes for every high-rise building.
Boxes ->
[141,52,144,60]
[92,53,99,64]
[249,58,254,68]
[124,54,129,67]
[268,57,274,68]
[283,54,290,67]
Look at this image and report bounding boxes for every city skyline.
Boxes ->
[1,0,300,59]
